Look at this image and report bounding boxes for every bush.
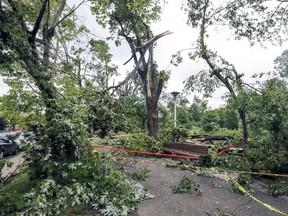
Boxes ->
[236,174,252,186]
[245,140,288,174]
[268,178,288,197]
[0,173,36,215]
[160,126,189,142]
[212,128,242,142]
[1,149,153,216]
[197,154,212,167]
[246,78,288,174]
[211,154,251,171]
[172,176,201,194]
[120,135,162,153]
[132,167,150,181]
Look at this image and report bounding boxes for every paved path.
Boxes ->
[1,152,24,178]
[125,157,288,216]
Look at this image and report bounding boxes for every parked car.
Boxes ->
[5,131,35,145]
[0,136,17,158]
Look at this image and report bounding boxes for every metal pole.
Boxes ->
[173,95,177,128]
[171,91,180,128]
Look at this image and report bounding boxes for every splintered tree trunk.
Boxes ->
[116,30,170,140]
[146,98,158,139]
[238,108,248,145]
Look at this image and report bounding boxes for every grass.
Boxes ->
[0,172,36,215]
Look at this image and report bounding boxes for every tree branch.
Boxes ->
[108,54,145,94]
[136,30,173,50]
[51,0,66,28]
[31,0,49,43]
[227,77,261,92]
[52,0,86,30]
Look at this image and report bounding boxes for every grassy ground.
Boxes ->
[0,173,34,214]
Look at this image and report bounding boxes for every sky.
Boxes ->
[0,0,286,108]
[148,1,287,108]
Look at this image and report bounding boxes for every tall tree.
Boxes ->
[184,0,249,144]
[0,0,88,178]
[91,0,171,139]
[183,0,288,145]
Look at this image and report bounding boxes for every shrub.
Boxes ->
[268,179,288,197]
[132,167,150,181]
[0,173,36,215]
[160,126,189,142]
[120,135,162,153]
[246,78,288,174]
[1,149,153,216]
[172,176,201,194]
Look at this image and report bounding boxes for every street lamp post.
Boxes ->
[171,91,180,128]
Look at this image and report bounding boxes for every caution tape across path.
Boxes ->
[227,173,288,216]
[93,145,288,178]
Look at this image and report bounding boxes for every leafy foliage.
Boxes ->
[121,134,162,153]
[172,176,201,194]
[268,178,288,198]
[0,79,43,130]
[132,167,150,181]
[97,133,162,154]
[236,174,252,186]
[0,173,36,215]
[160,126,189,142]
[1,150,153,216]
[166,159,191,170]
[246,78,288,174]
[188,96,208,127]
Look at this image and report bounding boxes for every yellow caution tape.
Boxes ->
[114,156,288,215]
[227,173,288,216]
[115,156,288,178]
[116,156,288,215]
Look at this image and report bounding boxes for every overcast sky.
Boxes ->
[149,1,287,108]
[1,0,286,108]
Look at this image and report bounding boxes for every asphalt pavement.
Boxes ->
[1,152,24,178]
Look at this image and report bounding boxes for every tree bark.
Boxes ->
[146,97,159,139]
[118,29,168,139]
[238,107,248,145]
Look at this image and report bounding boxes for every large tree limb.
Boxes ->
[145,46,153,98]
[51,0,66,28]
[136,30,173,50]
[31,0,49,43]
